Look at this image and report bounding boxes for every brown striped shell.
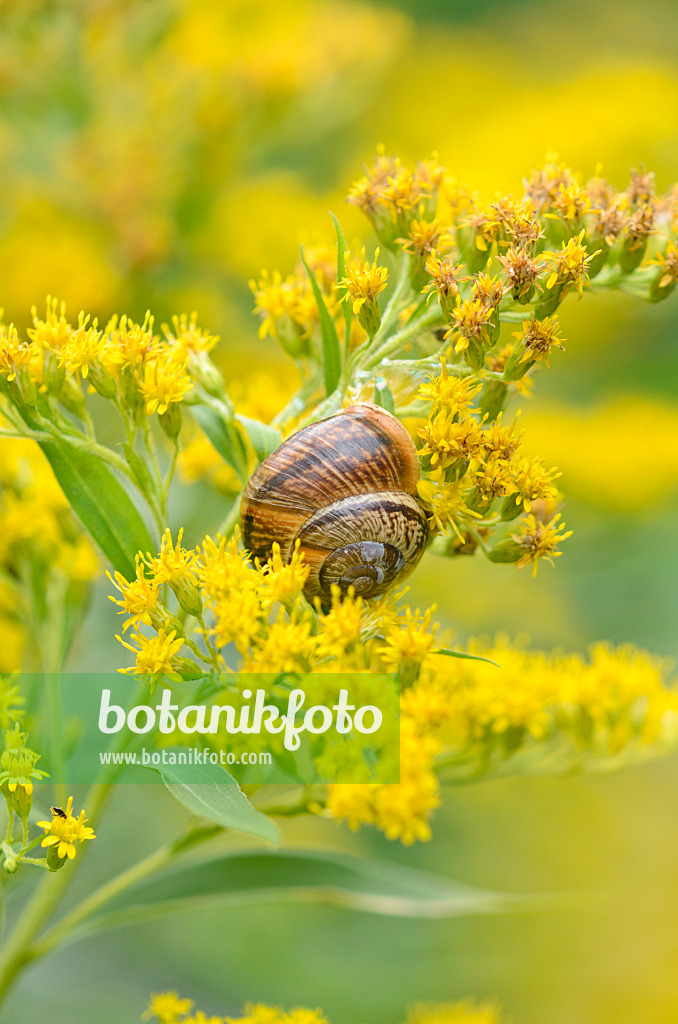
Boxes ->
[240,403,428,606]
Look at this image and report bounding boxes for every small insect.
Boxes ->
[50,805,67,819]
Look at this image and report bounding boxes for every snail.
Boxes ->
[240,403,429,607]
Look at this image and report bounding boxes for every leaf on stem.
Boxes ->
[152,754,281,845]
[40,440,155,579]
[300,245,342,397]
[63,848,554,944]
[330,211,352,356]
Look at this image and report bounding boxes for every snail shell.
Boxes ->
[240,403,428,606]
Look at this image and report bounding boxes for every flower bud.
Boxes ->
[486,537,523,564]
[11,783,32,822]
[170,578,203,619]
[46,844,67,871]
[500,495,524,521]
[87,363,118,400]
[159,404,182,439]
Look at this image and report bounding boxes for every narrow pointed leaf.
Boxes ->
[436,649,499,667]
[39,440,154,578]
[191,405,248,482]
[153,754,280,846]
[235,415,282,464]
[301,246,342,396]
[330,211,352,355]
[65,849,552,944]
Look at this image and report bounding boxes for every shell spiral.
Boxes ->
[240,404,428,606]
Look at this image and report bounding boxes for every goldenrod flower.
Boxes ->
[649,240,678,300]
[118,627,185,685]
[143,991,194,1022]
[107,558,160,631]
[259,541,309,610]
[422,254,464,320]
[378,606,438,676]
[0,324,35,383]
[542,230,596,299]
[164,312,218,358]
[418,359,481,415]
[37,796,95,862]
[498,245,542,302]
[417,474,481,536]
[507,313,565,374]
[28,296,72,351]
[145,528,197,588]
[419,411,486,468]
[399,214,451,257]
[250,269,316,351]
[340,247,388,336]
[444,297,496,358]
[512,511,572,575]
[503,455,560,514]
[470,272,504,310]
[138,351,193,415]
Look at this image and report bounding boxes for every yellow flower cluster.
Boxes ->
[0,300,217,423]
[143,995,502,1024]
[251,245,366,359]
[113,533,678,845]
[414,359,567,575]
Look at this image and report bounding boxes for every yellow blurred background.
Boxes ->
[2,1,678,1022]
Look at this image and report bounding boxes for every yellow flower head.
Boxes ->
[419,411,486,468]
[143,991,194,1022]
[378,606,438,672]
[341,247,388,315]
[56,313,105,381]
[104,311,156,372]
[498,245,542,300]
[422,254,465,316]
[0,324,36,382]
[37,796,95,861]
[513,313,566,367]
[258,540,309,610]
[117,627,185,685]
[512,512,572,575]
[445,298,495,354]
[419,360,482,416]
[145,528,197,588]
[28,296,73,351]
[651,240,678,289]
[543,231,596,297]
[138,350,193,415]
[164,312,218,358]
[399,213,451,257]
[470,272,505,310]
[509,455,561,511]
[107,557,160,631]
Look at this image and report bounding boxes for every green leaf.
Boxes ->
[191,404,248,482]
[65,849,549,944]
[373,377,395,413]
[330,211,352,356]
[436,649,499,668]
[300,245,342,396]
[122,443,156,497]
[153,753,281,846]
[235,414,282,464]
[39,440,154,578]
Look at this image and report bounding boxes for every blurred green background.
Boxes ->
[2,0,678,1021]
